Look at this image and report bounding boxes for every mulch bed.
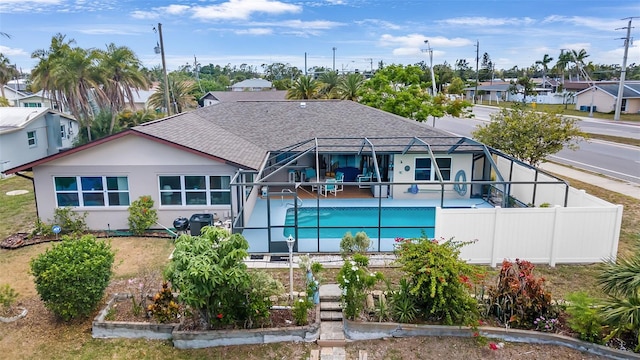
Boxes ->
[1,231,174,249]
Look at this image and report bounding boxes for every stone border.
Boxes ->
[92,293,179,340]
[93,293,321,348]
[343,319,638,360]
[0,307,28,323]
[173,305,321,349]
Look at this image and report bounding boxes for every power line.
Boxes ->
[614,17,637,121]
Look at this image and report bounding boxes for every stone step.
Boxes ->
[316,339,348,348]
[359,350,368,360]
[320,346,346,359]
[320,301,342,311]
[309,349,319,360]
[320,310,343,321]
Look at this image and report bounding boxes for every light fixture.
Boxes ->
[286,235,296,300]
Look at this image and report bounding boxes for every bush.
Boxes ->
[292,297,314,325]
[394,236,481,325]
[52,207,88,235]
[340,231,371,256]
[337,253,383,320]
[147,282,181,323]
[0,284,19,316]
[484,259,552,328]
[128,195,158,236]
[30,235,114,321]
[565,292,603,343]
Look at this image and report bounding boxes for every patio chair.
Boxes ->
[357,168,371,188]
[322,178,338,197]
[334,171,344,192]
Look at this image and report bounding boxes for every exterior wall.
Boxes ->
[436,204,622,266]
[32,134,240,230]
[15,96,52,109]
[391,153,472,199]
[575,89,616,113]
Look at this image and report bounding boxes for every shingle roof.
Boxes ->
[230,78,272,89]
[0,107,76,134]
[134,100,451,169]
[201,90,287,102]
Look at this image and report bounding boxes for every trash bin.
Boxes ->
[189,213,213,236]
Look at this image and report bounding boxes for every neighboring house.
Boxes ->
[0,107,79,175]
[200,90,287,107]
[230,78,273,91]
[125,88,155,111]
[575,82,640,114]
[2,85,29,106]
[464,83,513,103]
[3,101,621,266]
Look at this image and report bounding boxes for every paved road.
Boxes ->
[435,106,640,186]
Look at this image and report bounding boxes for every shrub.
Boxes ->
[0,284,19,316]
[565,292,603,343]
[484,259,552,328]
[30,235,114,321]
[147,282,180,323]
[128,195,158,236]
[340,231,371,256]
[390,278,419,323]
[29,219,54,239]
[394,236,481,325]
[165,226,272,329]
[292,297,314,325]
[52,207,88,235]
[337,253,384,320]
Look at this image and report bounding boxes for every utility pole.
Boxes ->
[304,52,307,76]
[614,17,636,121]
[422,40,437,96]
[332,47,336,72]
[157,23,171,116]
[365,58,373,72]
[194,55,203,93]
[474,40,479,104]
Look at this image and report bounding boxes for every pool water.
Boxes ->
[283,207,435,239]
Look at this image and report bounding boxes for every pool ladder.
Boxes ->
[281,189,302,207]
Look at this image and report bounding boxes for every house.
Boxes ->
[575,81,640,114]
[230,78,273,91]
[3,101,621,266]
[200,90,287,107]
[0,107,79,175]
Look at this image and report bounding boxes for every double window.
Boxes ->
[27,131,37,147]
[54,176,130,207]
[414,158,451,181]
[159,175,230,206]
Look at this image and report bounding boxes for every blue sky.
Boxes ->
[1,0,639,75]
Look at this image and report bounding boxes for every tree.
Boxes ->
[535,54,554,85]
[472,105,587,166]
[31,33,75,112]
[0,54,18,99]
[554,51,573,83]
[570,49,590,81]
[317,71,340,99]
[286,75,318,100]
[96,43,149,132]
[148,76,197,114]
[479,52,493,81]
[30,235,115,321]
[508,76,536,103]
[455,59,471,80]
[446,77,466,95]
[336,73,365,101]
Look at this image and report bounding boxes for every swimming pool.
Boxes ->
[283,207,435,239]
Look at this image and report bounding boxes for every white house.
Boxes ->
[575,82,640,114]
[230,78,273,92]
[3,101,621,266]
[0,107,79,175]
[200,90,287,107]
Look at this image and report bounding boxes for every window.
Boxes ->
[159,175,231,206]
[414,158,452,181]
[621,99,627,112]
[27,131,37,147]
[60,125,66,139]
[54,176,129,207]
[23,103,42,108]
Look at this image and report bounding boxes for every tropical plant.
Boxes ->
[535,54,554,84]
[390,278,419,323]
[394,236,481,325]
[484,259,553,328]
[148,76,197,115]
[0,284,19,316]
[337,253,384,320]
[336,73,365,101]
[472,105,588,166]
[286,75,318,100]
[51,207,88,235]
[30,235,115,321]
[597,250,640,351]
[317,71,340,99]
[292,297,314,326]
[127,195,158,236]
[0,54,18,99]
[147,281,181,323]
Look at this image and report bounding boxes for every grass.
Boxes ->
[0,168,638,358]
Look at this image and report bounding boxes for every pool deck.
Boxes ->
[242,196,492,253]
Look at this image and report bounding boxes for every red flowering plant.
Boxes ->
[482,259,555,329]
[393,235,484,325]
[127,195,158,236]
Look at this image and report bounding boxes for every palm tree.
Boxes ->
[286,76,318,100]
[97,43,150,132]
[336,73,364,101]
[535,54,554,85]
[571,49,590,81]
[31,33,75,111]
[148,77,197,114]
[553,51,573,85]
[317,71,339,99]
[0,54,18,99]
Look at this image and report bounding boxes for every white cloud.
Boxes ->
[355,19,402,30]
[76,26,143,35]
[192,0,301,21]
[559,43,592,52]
[438,17,535,27]
[234,28,273,35]
[380,34,472,49]
[0,45,28,57]
[130,10,159,20]
[165,5,190,15]
[542,15,619,32]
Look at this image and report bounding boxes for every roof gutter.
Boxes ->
[14,171,39,221]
